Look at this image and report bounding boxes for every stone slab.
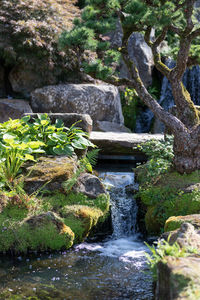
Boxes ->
[90,131,164,156]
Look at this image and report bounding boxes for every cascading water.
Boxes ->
[135,59,200,133]
[0,170,153,299]
[100,172,138,237]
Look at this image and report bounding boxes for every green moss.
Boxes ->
[164,215,200,232]
[41,191,110,213]
[60,205,104,243]
[138,170,200,235]
[15,222,74,252]
[0,208,74,253]
[2,206,28,221]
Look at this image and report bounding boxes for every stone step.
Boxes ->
[90,131,164,157]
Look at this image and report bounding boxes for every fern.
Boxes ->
[86,148,100,166]
[80,148,100,173]
[62,149,100,193]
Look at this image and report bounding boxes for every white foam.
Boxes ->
[76,237,148,264]
[99,172,135,188]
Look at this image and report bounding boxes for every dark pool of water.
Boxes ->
[0,236,153,300]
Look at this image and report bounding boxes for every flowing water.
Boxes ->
[0,171,153,300]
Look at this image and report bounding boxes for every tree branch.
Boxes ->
[169,25,182,36]
[189,28,200,40]
[130,65,187,135]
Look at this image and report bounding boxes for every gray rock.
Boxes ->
[163,222,200,251]
[156,256,200,300]
[23,113,93,134]
[0,99,32,123]
[127,33,154,87]
[31,84,124,128]
[108,20,154,87]
[74,173,106,199]
[9,62,57,98]
[95,121,131,133]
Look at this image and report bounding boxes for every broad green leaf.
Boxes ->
[71,139,86,149]
[21,115,30,123]
[24,154,35,161]
[53,145,74,156]
[55,119,64,128]
[28,141,45,149]
[41,120,49,126]
[3,133,16,141]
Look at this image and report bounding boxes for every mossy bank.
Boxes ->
[0,189,110,254]
[136,169,200,235]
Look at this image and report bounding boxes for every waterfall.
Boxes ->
[135,59,200,133]
[100,172,138,238]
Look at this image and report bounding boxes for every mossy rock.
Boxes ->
[138,170,200,235]
[164,214,200,232]
[0,211,74,253]
[60,205,105,243]
[0,180,110,253]
[24,156,77,194]
[157,256,200,300]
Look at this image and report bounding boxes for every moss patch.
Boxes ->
[60,204,107,243]
[0,189,110,253]
[165,214,200,232]
[0,211,74,253]
[138,170,200,235]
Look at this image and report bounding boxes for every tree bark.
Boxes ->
[173,131,200,173]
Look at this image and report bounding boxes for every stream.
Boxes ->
[0,167,153,300]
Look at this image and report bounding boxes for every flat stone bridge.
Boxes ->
[90,131,164,159]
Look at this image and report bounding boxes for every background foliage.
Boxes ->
[0,0,79,82]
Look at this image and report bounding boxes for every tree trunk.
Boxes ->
[173,131,200,174]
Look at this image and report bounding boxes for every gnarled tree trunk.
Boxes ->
[173,131,200,173]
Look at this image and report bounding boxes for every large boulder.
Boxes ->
[108,19,154,87]
[31,84,124,130]
[163,222,200,251]
[127,33,154,87]
[9,63,57,98]
[0,0,79,98]
[0,99,32,123]
[156,256,200,300]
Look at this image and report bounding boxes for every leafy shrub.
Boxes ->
[0,0,79,85]
[136,135,174,186]
[0,114,95,156]
[121,88,139,131]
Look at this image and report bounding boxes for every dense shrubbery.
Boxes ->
[0,0,79,76]
[136,136,174,186]
[136,137,200,235]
